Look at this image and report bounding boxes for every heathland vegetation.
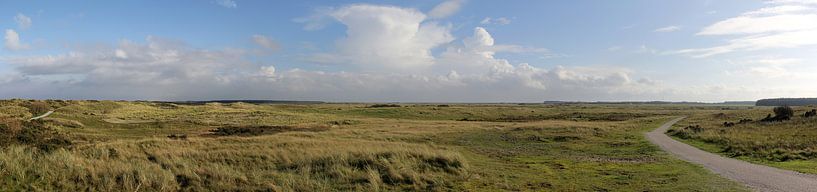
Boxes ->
[668,105,817,174]
[0,99,748,191]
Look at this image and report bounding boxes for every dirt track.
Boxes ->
[646,117,817,192]
[29,110,54,121]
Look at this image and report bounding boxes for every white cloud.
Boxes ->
[0,28,655,102]
[480,17,511,25]
[4,29,28,51]
[252,35,280,51]
[114,49,128,59]
[678,29,817,57]
[216,0,237,8]
[752,58,802,65]
[698,14,817,35]
[729,57,805,78]
[14,13,32,29]
[428,0,464,19]
[5,36,253,83]
[306,4,454,71]
[654,25,681,32]
[0,3,675,102]
[744,5,814,15]
[260,65,276,78]
[768,0,817,5]
[678,2,817,57]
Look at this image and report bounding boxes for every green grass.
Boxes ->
[0,100,748,191]
[668,106,817,174]
[441,117,744,191]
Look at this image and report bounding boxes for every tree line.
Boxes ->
[756,98,817,106]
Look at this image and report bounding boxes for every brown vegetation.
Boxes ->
[210,125,330,136]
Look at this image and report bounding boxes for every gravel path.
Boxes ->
[646,117,817,192]
[29,111,54,121]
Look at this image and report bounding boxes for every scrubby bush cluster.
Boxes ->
[0,119,72,151]
[24,101,52,116]
[804,109,816,118]
[210,125,329,136]
[672,106,817,166]
[761,106,794,122]
[368,104,402,108]
[666,125,703,139]
[723,119,752,127]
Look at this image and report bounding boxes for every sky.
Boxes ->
[1,0,816,102]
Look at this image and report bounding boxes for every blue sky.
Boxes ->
[1,0,816,102]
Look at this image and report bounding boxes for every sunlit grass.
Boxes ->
[0,100,748,191]
[669,106,817,174]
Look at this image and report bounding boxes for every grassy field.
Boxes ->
[668,106,817,174]
[0,99,747,191]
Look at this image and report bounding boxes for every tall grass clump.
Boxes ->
[0,136,467,191]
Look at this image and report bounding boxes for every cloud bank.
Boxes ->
[0,2,726,102]
[678,1,817,57]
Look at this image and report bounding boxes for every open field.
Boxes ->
[668,106,817,174]
[0,99,748,191]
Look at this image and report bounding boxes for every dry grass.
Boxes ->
[0,136,466,191]
[0,100,748,191]
[669,106,817,173]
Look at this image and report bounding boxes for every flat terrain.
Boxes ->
[668,106,817,174]
[0,100,748,191]
[648,117,817,192]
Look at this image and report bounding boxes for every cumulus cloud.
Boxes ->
[0,31,656,102]
[4,29,28,51]
[434,27,639,93]
[428,0,464,19]
[654,25,681,32]
[216,0,237,8]
[0,2,668,102]
[5,36,254,84]
[14,13,32,29]
[306,4,454,71]
[678,1,817,57]
[480,17,512,25]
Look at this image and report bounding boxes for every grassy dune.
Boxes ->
[0,100,746,191]
[669,106,817,174]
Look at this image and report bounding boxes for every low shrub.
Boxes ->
[0,119,72,152]
[804,109,816,117]
[211,125,329,136]
[368,104,401,108]
[774,106,794,118]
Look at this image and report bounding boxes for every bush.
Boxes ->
[25,102,52,116]
[805,109,817,118]
[368,104,401,108]
[211,125,329,136]
[773,106,794,118]
[761,106,795,122]
[0,119,72,152]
